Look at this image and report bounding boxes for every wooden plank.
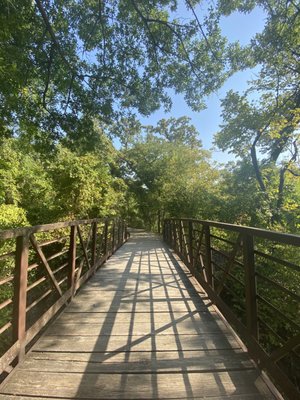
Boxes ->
[54,310,220,324]
[25,347,249,361]
[34,332,241,352]
[73,289,206,299]
[21,350,255,373]
[46,314,230,336]
[66,300,214,313]
[0,393,274,400]
[0,370,275,399]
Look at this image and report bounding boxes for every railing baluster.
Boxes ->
[103,219,109,259]
[204,225,213,287]
[68,225,77,296]
[91,221,97,268]
[179,221,183,255]
[112,220,115,252]
[188,220,194,275]
[243,233,258,340]
[13,234,29,361]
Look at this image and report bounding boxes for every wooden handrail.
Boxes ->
[0,217,128,375]
[163,218,300,400]
[0,218,99,240]
[166,217,300,245]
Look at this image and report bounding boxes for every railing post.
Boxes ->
[163,219,166,242]
[103,219,109,259]
[173,220,177,250]
[173,220,176,251]
[157,210,161,234]
[123,220,127,242]
[111,220,115,252]
[68,225,77,295]
[91,221,97,268]
[204,225,213,287]
[179,221,183,255]
[243,233,258,340]
[13,234,29,362]
[120,220,124,243]
[118,218,121,246]
[188,220,194,274]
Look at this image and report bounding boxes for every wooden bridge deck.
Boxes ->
[0,231,277,399]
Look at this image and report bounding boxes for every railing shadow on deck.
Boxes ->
[66,232,273,399]
[0,217,128,380]
[0,221,298,398]
[163,218,300,400]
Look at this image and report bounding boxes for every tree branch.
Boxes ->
[274,139,298,221]
[250,139,267,193]
[42,42,54,108]
[185,0,220,63]
[34,0,95,94]
[34,0,74,73]
[130,0,205,83]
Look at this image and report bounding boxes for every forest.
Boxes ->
[0,1,299,396]
[0,0,299,233]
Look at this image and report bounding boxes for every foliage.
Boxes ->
[214,0,300,228]
[0,137,127,227]
[122,117,221,229]
[0,0,237,149]
[0,204,28,230]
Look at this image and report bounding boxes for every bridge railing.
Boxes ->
[0,217,127,376]
[163,218,300,400]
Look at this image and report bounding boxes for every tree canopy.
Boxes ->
[0,0,237,149]
[0,0,299,232]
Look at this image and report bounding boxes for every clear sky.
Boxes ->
[138,5,267,164]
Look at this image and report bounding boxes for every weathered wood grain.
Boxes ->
[0,231,277,399]
[0,370,275,399]
[0,394,274,400]
[34,332,241,352]
[22,350,255,373]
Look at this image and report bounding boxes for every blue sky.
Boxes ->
[138,5,267,164]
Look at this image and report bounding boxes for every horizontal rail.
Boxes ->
[0,217,128,378]
[167,218,300,245]
[212,261,245,287]
[0,251,15,261]
[255,249,300,272]
[256,272,300,302]
[0,218,99,240]
[163,218,300,400]
[256,295,300,330]
[0,298,13,311]
[0,276,14,286]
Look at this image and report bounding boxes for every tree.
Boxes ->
[123,118,220,229]
[0,0,238,148]
[214,0,300,227]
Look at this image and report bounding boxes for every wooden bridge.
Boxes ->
[0,218,299,399]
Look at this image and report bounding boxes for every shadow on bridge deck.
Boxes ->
[0,231,278,399]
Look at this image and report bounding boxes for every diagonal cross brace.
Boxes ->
[30,234,63,296]
[216,234,242,295]
[77,225,92,270]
